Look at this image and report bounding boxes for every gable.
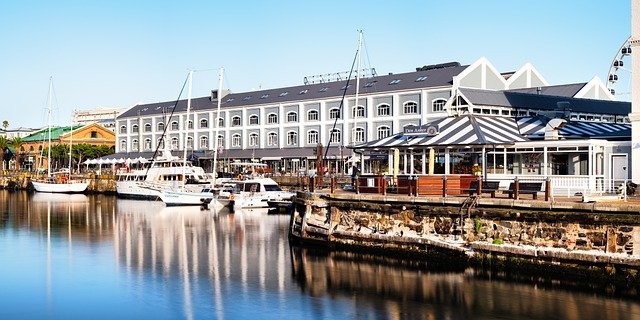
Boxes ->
[454,57,506,90]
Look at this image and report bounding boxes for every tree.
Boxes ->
[9,137,23,171]
[0,136,9,170]
[2,120,8,130]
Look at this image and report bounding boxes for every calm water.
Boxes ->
[0,191,639,320]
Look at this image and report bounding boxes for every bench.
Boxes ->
[463,180,500,198]
[504,182,543,199]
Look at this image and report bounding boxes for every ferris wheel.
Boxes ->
[606,36,632,100]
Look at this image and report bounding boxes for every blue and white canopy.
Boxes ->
[354,115,528,149]
[517,116,631,138]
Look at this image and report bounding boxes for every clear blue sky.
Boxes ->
[0,0,631,128]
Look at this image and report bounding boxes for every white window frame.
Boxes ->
[307,130,319,145]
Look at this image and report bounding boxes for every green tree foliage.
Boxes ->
[9,137,23,170]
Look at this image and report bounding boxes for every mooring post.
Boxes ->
[442,175,447,197]
[355,176,360,194]
[477,175,483,196]
[514,176,520,200]
[545,177,551,201]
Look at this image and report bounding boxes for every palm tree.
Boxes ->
[2,120,8,131]
[9,137,23,171]
[0,136,8,171]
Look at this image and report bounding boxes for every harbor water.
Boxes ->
[0,190,639,319]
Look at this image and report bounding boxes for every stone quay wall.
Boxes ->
[0,173,117,194]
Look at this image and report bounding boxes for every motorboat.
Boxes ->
[221,177,295,209]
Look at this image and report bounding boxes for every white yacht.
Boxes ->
[221,177,295,209]
[115,146,212,200]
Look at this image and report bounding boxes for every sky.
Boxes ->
[0,0,632,128]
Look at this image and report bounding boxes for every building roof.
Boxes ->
[504,83,587,97]
[459,88,630,115]
[22,125,83,142]
[517,116,631,138]
[118,64,469,119]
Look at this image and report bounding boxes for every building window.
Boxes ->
[144,123,151,132]
[432,99,447,112]
[120,140,127,151]
[186,136,193,149]
[231,134,241,147]
[157,138,165,149]
[377,104,391,116]
[377,126,391,139]
[307,130,319,145]
[330,129,341,143]
[119,125,126,134]
[352,105,365,118]
[217,118,224,128]
[232,116,241,126]
[197,119,207,128]
[389,79,401,85]
[329,108,341,120]
[267,113,278,124]
[403,101,418,114]
[171,137,179,150]
[249,115,259,125]
[199,136,208,149]
[144,138,152,151]
[287,111,298,122]
[132,139,139,151]
[157,122,165,132]
[307,110,319,121]
[132,124,139,133]
[90,131,98,138]
[171,121,179,131]
[187,120,193,130]
[287,131,298,146]
[249,133,259,147]
[267,132,278,146]
[353,127,365,143]
[217,135,224,150]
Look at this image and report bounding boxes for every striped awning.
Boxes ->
[517,116,631,138]
[354,115,528,149]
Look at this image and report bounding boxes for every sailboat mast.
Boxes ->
[182,70,193,188]
[212,67,224,182]
[354,31,363,173]
[46,77,53,177]
[68,120,74,176]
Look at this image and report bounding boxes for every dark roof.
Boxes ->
[504,83,587,97]
[118,64,468,119]
[459,88,630,116]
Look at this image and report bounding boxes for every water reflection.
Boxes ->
[1,191,639,319]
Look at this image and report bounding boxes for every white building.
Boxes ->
[73,107,125,132]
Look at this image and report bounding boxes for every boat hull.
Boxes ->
[159,190,214,206]
[32,181,88,193]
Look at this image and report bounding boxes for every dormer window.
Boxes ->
[260,94,269,99]
[415,76,428,82]
[299,89,308,95]
[279,92,289,97]
[389,79,401,85]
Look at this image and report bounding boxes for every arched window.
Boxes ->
[216,135,225,149]
[287,111,298,122]
[199,136,208,149]
[171,121,179,130]
[249,115,259,125]
[330,129,341,143]
[157,122,165,132]
[144,138,152,151]
[132,124,139,133]
[329,108,341,120]
[231,134,241,147]
[232,116,241,126]
[307,130,319,145]
[132,139,139,151]
[267,113,278,124]
[217,117,224,127]
[352,127,365,143]
[157,138,165,149]
[377,126,391,139]
[267,132,278,146]
[120,125,126,134]
[200,119,208,128]
[352,105,365,118]
[432,98,447,112]
[307,110,319,121]
[186,136,193,149]
[287,131,298,146]
[249,133,259,147]
[377,103,391,116]
[170,137,179,150]
[187,120,193,130]
[29,146,34,152]
[144,123,152,132]
[403,101,418,114]
[120,140,127,151]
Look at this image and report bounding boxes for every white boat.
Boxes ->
[32,77,88,194]
[224,177,295,209]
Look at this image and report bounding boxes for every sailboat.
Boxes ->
[32,77,89,193]
[154,71,214,206]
